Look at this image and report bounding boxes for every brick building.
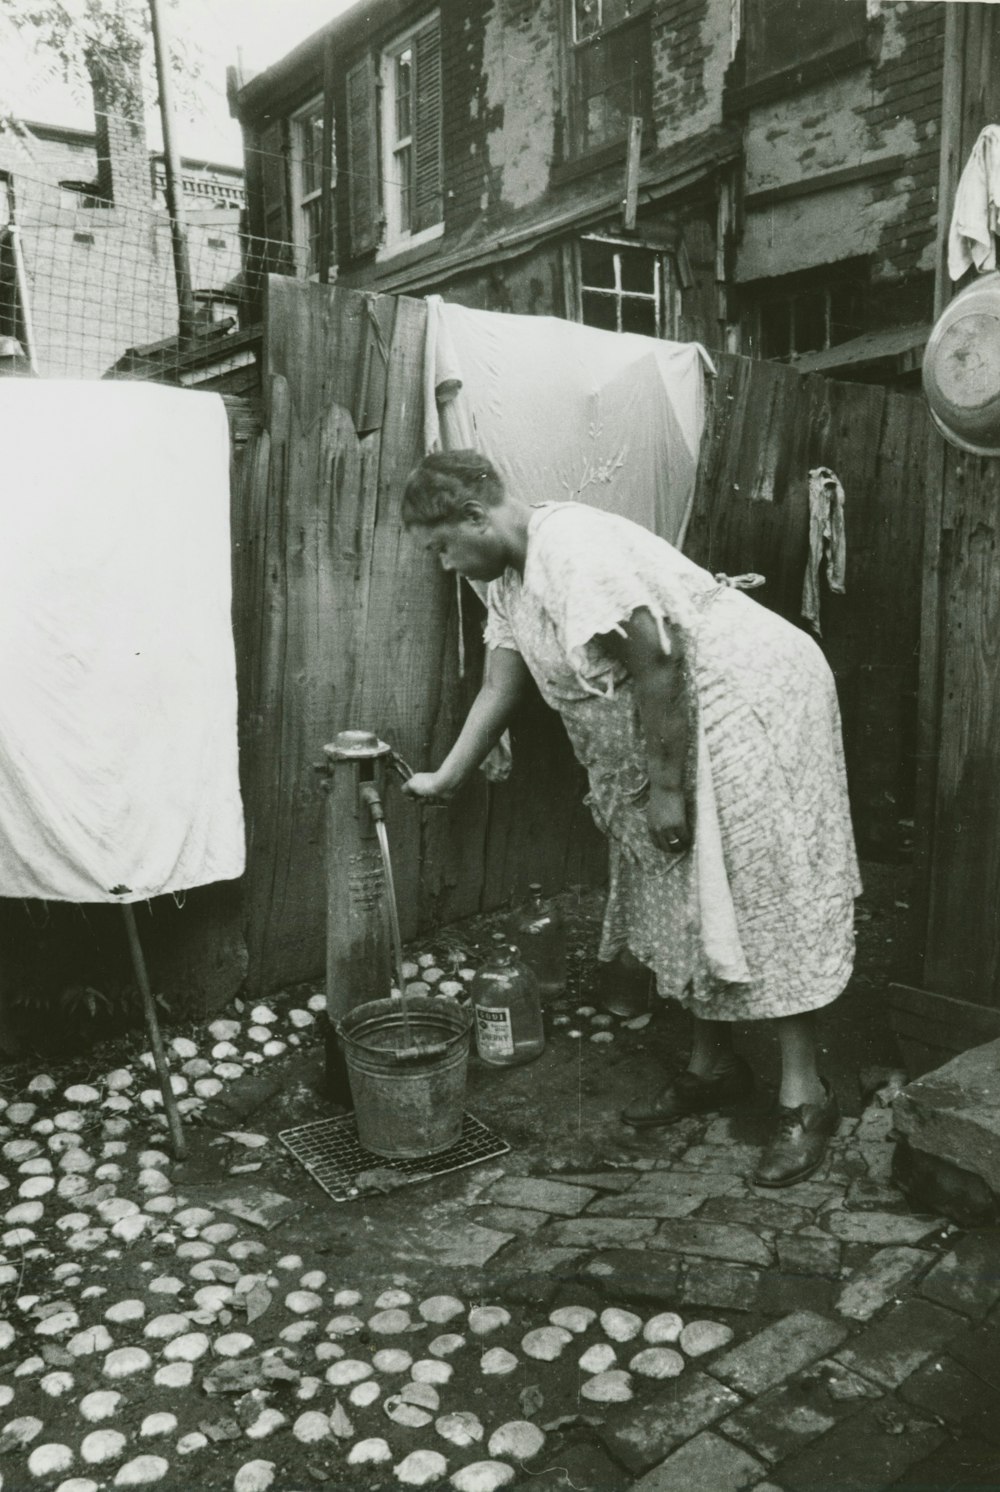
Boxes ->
[0,54,246,378]
[229,0,942,384]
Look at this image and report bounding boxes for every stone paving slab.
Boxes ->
[647,1219,773,1267]
[708,1311,850,1396]
[483,1175,597,1215]
[834,1245,933,1320]
[599,1373,745,1475]
[899,1352,1000,1445]
[679,1259,764,1312]
[831,1297,964,1389]
[629,1429,765,1491]
[917,1229,1000,1318]
[770,1397,948,1492]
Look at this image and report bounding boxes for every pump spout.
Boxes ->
[359,782,385,822]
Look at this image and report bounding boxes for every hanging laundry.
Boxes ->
[0,380,245,902]
[423,296,714,548]
[948,123,1000,281]
[801,467,847,636]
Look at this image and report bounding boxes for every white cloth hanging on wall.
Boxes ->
[0,379,245,902]
[948,124,1000,281]
[423,297,714,548]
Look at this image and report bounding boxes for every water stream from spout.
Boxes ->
[373,817,415,1050]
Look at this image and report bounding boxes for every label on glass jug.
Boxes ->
[475,1004,515,1059]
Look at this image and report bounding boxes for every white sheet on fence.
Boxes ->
[0,379,245,903]
[423,297,714,548]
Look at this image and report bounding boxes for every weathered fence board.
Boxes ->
[237,278,605,994]
[685,352,927,856]
[921,446,1000,1006]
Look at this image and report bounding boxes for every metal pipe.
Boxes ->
[122,904,187,1160]
[148,0,198,347]
[6,221,40,376]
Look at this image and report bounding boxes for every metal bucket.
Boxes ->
[339,996,472,1159]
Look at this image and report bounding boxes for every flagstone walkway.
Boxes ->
[1,961,997,1492]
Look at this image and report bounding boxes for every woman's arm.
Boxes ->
[602,607,690,852]
[402,647,532,802]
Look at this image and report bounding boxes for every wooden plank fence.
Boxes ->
[234,278,604,996]
[684,352,930,858]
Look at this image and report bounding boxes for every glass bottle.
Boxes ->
[470,933,545,1066]
[509,883,566,1001]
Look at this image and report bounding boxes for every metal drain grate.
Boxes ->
[279,1111,510,1203]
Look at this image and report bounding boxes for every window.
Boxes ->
[743,262,868,361]
[568,0,652,159]
[291,97,335,278]
[579,236,677,338]
[743,0,868,88]
[378,14,443,254]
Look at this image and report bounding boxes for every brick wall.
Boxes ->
[652,0,729,150]
[87,48,151,210]
[864,0,944,286]
[439,0,499,234]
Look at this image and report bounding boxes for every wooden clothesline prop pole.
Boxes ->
[122,904,187,1161]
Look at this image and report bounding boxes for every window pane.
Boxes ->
[621,296,657,337]
[582,290,619,332]
[620,247,654,294]
[580,239,616,289]
[794,290,826,353]
[574,0,602,41]
[829,283,863,345]
[395,143,412,233]
[395,49,412,141]
[760,300,791,359]
[299,111,324,196]
[575,17,650,153]
[746,0,867,84]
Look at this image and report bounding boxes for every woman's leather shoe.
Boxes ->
[753,1080,840,1188]
[621,1056,754,1128]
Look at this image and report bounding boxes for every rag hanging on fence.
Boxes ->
[948,123,1000,281]
[801,466,847,637]
[0,380,245,902]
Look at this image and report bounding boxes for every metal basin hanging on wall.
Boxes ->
[922,270,1000,456]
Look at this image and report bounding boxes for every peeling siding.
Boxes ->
[653,0,730,149]
[483,0,559,211]
[737,0,943,289]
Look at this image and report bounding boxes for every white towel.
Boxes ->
[948,124,1000,281]
[0,379,245,902]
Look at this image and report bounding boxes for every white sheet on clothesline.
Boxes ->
[423,297,714,547]
[0,379,245,903]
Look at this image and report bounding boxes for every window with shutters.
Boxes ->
[567,0,652,160]
[291,96,335,277]
[378,13,443,255]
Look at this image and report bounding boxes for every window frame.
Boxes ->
[564,0,653,163]
[741,261,870,362]
[576,234,679,340]
[377,11,444,260]
[290,93,335,280]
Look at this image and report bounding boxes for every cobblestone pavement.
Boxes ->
[1,967,998,1492]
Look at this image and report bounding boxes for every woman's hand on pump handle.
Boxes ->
[402,771,453,805]
[648,784,690,854]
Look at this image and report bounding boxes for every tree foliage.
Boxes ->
[4,0,205,115]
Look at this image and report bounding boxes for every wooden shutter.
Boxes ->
[412,17,443,234]
[345,51,380,257]
[259,119,293,272]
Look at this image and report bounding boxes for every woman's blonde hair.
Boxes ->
[402,450,504,526]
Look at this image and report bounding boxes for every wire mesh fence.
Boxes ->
[0,163,304,384]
